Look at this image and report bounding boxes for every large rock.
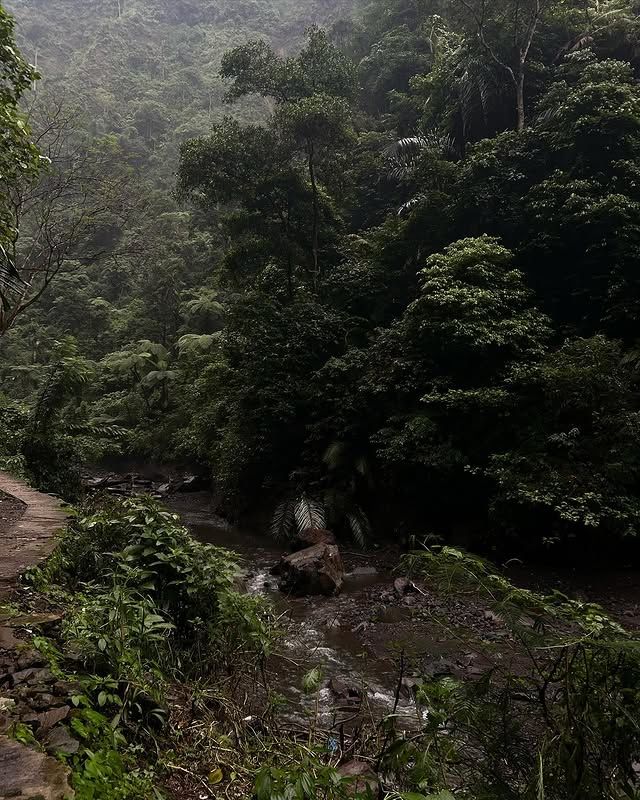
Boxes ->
[0,735,73,799]
[275,544,344,596]
[293,528,337,551]
[337,760,379,796]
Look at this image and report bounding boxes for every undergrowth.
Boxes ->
[19,501,640,800]
[25,495,275,799]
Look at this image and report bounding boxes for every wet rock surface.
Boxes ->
[0,621,77,800]
[82,470,209,498]
[274,543,345,596]
[0,734,73,800]
[338,760,379,795]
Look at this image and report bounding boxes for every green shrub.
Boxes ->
[390,547,640,799]
[34,496,274,674]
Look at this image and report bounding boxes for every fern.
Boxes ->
[270,494,326,541]
[346,506,371,548]
[271,499,296,541]
[294,494,326,532]
[270,493,371,547]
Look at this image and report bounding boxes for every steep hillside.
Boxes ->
[7,0,349,183]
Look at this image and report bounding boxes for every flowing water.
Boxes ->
[169,494,431,728]
[95,464,640,728]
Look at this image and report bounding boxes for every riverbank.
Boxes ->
[2,481,640,799]
[169,490,640,736]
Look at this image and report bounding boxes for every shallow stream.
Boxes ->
[169,493,429,727]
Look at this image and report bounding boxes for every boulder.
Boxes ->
[0,735,73,799]
[337,760,378,796]
[44,725,79,756]
[33,706,70,735]
[393,577,417,597]
[328,677,362,701]
[0,627,20,650]
[10,669,38,687]
[83,474,114,489]
[293,528,337,551]
[275,544,344,596]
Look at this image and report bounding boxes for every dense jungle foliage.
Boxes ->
[3,0,640,561]
[4,3,640,799]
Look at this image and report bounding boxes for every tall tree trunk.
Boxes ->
[515,69,525,132]
[307,139,319,290]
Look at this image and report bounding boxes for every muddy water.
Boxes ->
[170,495,427,727]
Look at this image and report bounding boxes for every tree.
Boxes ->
[180,29,357,296]
[178,118,313,296]
[0,5,40,266]
[275,94,354,285]
[380,236,549,531]
[487,336,640,549]
[220,27,356,104]
[0,100,139,334]
[456,0,551,131]
[455,0,635,132]
[458,55,640,336]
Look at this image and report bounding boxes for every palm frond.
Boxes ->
[398,194,428,215]
[294,494,326,532]
[346,506,371,548]
[386,135,429,181]
[271,499,296,541]
[67,419,128,439]
[323,440,346,470]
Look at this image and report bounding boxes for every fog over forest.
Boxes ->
[2,0,640,798]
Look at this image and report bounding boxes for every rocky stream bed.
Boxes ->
[168,490,640,732]
[3,469,640,800]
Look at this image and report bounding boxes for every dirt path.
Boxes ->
[0,474,71,800]
[0,472,68,599]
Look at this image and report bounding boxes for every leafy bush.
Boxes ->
[28,495,276,798]
[66,701,157,800]
[391,547,640,799]
[0,399,28,475]
[35,496,273,673]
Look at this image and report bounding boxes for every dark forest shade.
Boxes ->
[2,0,640,557]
